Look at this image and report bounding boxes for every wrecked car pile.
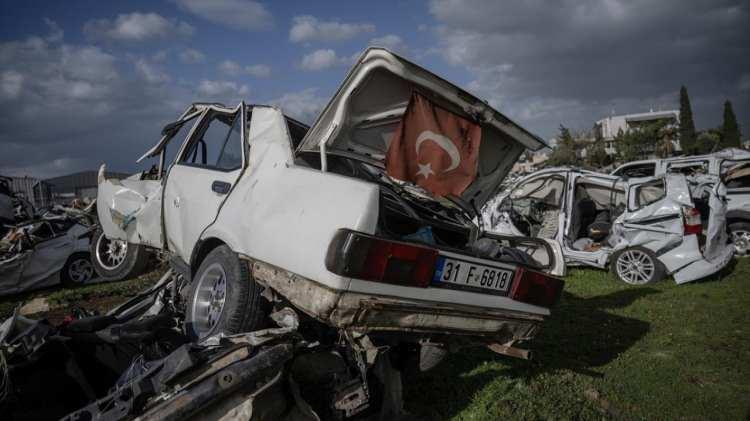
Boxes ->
[0,202,98,296]
[1,48,570,420]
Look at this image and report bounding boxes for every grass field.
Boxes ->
[2,261,748,420]
[405,259,750,420]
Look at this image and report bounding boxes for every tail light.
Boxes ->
[682,206,702,235]
[326,229,438,287]
[510,267,564,307]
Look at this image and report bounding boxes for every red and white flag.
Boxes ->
[385,92,482,197]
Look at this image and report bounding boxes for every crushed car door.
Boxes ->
[97,109,202,247]
[615,175,690,252]
[163,104,246,262]
[19,221,73,291]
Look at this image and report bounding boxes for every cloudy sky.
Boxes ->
[1,0,748,178]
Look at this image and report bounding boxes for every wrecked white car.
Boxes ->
[97,46,566,386]
[0,210,95,295]
[611,148,750,256]
[484,168,734,285]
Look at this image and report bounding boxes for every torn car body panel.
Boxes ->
[97,175,163,248]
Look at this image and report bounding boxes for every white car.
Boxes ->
[96,48,566,369]
[0,215,94,295]
[484,168,734,285]
[611,149,750,256]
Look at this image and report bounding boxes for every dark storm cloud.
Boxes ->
[430,0,750,138]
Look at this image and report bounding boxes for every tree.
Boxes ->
[720,100,741,149]
[696,129,721,153]
[547,125,578,166]
[679,85,697,154]
[585,139,610,168]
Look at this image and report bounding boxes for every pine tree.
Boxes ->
[548,125,578,166]
[679,86,697,154]
[721,100,741,148]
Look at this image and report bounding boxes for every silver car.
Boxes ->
[485,168,734,284]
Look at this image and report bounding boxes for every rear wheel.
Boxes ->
[728,221,750,257]
[610,246,665,285]
[185,245,269,341]
[61,253,94,285]
[91,228,150,281]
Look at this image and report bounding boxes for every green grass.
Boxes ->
[0,270,162,319]
[405,259,750,420]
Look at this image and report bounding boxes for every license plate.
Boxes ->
[432,256,515,294]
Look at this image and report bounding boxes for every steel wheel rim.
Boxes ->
[96,234,128,270]
[616,249,655,285]
[731,230,750,257]
[190,262,228,339]
[69,258,94,283]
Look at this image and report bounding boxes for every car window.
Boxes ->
[721,160,750,189]
[633,179,666,209]
[180,110,242,170]
[163,115,199,171]
[616,163,656,178]
[667,161,708,176]
[286,117,310,150]
[511,176,565,207]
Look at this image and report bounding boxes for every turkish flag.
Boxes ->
[385,92,482,197]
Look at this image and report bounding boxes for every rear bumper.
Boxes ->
[248,258,545,345]
[673,243,734,284]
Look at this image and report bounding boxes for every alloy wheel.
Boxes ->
[731,230,750,257]
[68,257,94,283]
[616,249,656,285]
[190,262,228,339]
[96,234,128,270]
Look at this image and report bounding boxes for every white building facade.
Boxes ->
[594,109,681,156]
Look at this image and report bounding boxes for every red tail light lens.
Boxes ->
[326,229,438,287]
[510,267,564,307]
[682,206,702,235]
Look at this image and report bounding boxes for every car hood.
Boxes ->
[296,47,548,209]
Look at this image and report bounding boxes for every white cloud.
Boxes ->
[219,59,242,76]
[290,16,375,43]
[269,88,327,124]
[245,64,271,77]
[369,34,408,54]
[300,49,345,71]
[219,60,271,77]
[135,58,170,84]
[172,0,273,31]
[84,12,194,42]
[196,80,249,97]
[179,48,205,63]
[1,70,24,100]
[43,18,64,43]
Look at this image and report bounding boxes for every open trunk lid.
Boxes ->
[296,47,549,209]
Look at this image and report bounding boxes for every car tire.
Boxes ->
[728,221,750,257]
[185,245,269,341]
[91,228,150,281]
[61,252,95,285]
[610,246,666,285]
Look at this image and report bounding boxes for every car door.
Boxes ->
[163,104,247,262]
[97,108,202,247]
[20,222,73,290]
[616,175,689,253]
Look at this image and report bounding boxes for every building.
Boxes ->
[7,176,53,209]
[44,170,130,205]
[594,109,681,156]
